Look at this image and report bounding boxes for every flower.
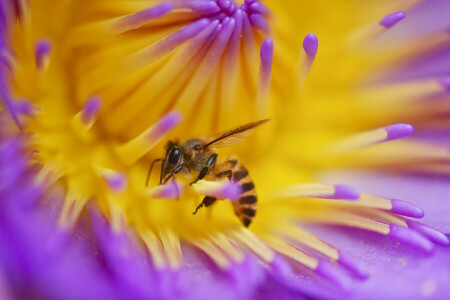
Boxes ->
[1,0,450,299]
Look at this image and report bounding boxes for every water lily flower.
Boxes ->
[1,0,450,299]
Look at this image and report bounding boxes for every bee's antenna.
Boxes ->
[146,158,163,187]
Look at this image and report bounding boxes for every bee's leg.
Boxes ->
[162,163,184,185]
[216,170,233,181]
[193,196,217,214]
[189,154,218,186]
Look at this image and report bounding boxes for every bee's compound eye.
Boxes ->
[168,148,181,165]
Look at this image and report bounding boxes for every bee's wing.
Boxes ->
[201,119,270,149]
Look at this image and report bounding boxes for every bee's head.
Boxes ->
[161,140,183,183]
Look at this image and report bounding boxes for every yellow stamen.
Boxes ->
[158,228,183,270]
[208,232,245,263]
[349,193,392,210]
[278,226,339,260]
[58,190,87,230]
[275,184,336,199]
[266,236,318,270]
[189,238,231,270]
[140,230,167,270]
[313,210,391,235]
[352,208,407,227]
[326,128,389,155]
[229,227,275,263]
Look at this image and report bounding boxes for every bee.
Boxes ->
[146,119,270,227]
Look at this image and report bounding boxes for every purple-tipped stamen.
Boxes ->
[34,38,52,71]
[114,2,174,31]
[379,11,406,29]
[218,0,231,10]
[224,8,243,66]
[259,38,274,93]
[303,33,319,59]
[148,111,182,140]
[337,251,368,279]
[80,96,102,125]
[388,225,434,254]
[333,184,359,200]
[241,10,257,51]
[260,38,274,69]
[405,220,449,246]
[148,181,184,199]
[389,199,424,218]
[249,13,270,34]
[200,18,235,69]
[15,99,40,117]
[181,1,221,13]
[101,170,128,193]
[385,123,414,141]
[139,18,210,62]
[248,2,270,16]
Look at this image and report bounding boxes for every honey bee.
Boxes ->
[146,119,270,227]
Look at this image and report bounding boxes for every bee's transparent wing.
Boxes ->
[201,119,270,149]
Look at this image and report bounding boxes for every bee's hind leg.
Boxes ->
[216,170,233,181]
[193,196,217,214]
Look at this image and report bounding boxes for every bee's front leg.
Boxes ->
[189,154,217,186]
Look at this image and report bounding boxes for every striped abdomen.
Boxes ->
[227,160,257,227]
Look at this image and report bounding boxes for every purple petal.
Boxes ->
[306,225,450,300]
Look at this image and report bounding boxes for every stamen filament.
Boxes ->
[279,226,339,260]
[257,38,274,117]
[58,191,87,230]
[71,96,102,134]
[326,124,414,155]
[140,230,167,270]
[112,3,174,34]
[189,238,231,269]
[229,227,275,263]
[266,236,318,270]
[349,194,424,218]
[275,183,359,200]
[313,211,434,253]
[298,33,318,87]
[208,232,245,263]
[346,11,406,46]
[115,111,181,165]
[158,228,183,270]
